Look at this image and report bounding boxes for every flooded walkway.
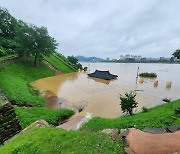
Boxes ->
[32,63,180,119]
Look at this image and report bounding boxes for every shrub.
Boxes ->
[139,72,157,78]
[174,107,180,116]
[77,63,82,69]
[83,66,88,71]
[142,106,148,112]
[119,91,138,116]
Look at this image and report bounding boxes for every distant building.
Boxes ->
[160,57,165,60]
[124,54,130,59]
[137,55,142,60]
[140,58,147,62]
[120,55,124,60]
[106,57,110,61]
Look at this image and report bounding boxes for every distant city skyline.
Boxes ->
[1,0,180,59]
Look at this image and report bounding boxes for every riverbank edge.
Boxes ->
[82,99,180,131]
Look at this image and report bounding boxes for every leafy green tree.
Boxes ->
[0,7,17,38]
[67,55,82,69]
[119,91,138,116]
[0,7,18,55]
[0,7,58,66]
[15,21,34,57]
[0,47,6,56]
[173,49,180,59]
[67,55,78,65]
[30,25,58,67]
[16,22,58,66]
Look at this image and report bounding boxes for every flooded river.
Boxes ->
[32,63,180,118]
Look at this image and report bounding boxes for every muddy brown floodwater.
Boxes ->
[32,63,180,119]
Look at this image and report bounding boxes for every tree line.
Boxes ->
[0,7,58,66]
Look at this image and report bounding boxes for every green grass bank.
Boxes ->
[82,100,180,131]
[15,107,75,128]
[0,58,55,106]
[0,127,124,154]
[0,55,76,106]
[44,54,74,73]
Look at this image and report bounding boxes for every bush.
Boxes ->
[174,107,180,116]
[67,55,78,64]
[119,91,138,116]
[142,106,148,112]
[139,72,157,78]
[83,66,88,71]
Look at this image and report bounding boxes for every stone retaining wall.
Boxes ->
[0,92,22,144]
[0,56,19,68]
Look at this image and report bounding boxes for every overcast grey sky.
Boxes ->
[1,0,180,58]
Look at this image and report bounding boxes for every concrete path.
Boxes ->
[57,115,90,130]
[125,129,180,154]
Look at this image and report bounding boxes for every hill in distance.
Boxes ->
[76,56,104,62]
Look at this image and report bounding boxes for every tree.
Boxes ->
[31,25,58,67]
[0,7,58,66]
[0,7,18,55]
[67,55,78,65]
[119,91,138,116]
[67,55,82,69]
[173,49,180,59]
[16,22,58,66]
[15,21,34,57]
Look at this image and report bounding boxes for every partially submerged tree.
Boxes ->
[173,49,180,59]
[119,91,138,116]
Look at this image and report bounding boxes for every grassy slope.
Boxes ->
[54,54,77,71]
[44,54,74,73]
[82,100,180,131]
[0,59,54,106]
[15,107,75,128]
[0,127,124,154]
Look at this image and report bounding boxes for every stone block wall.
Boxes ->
[0,97,22,144]
[0,56,19,68]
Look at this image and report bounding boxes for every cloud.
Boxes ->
[1,0,180,58]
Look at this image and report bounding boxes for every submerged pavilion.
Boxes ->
[87,70,118,80]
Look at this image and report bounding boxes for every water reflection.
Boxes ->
[87,77,117,85]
